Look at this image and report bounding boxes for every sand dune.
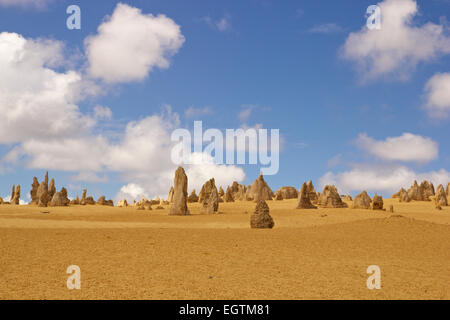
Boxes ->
[0,199,449,299]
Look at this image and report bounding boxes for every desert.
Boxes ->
[1,171,449,300]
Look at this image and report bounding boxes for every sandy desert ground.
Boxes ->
[0,198,449,300]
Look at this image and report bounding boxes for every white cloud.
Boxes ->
[355,132,438,163]
[319,165,450,195]
[0,29,243,200]
[0,32,96,144]
[71,172,109,183]
[93,105,113,120]
[3,109,245,201]
[85,3,185,83]
[423,72,450,118]
[341,0,450,80]
[202,15,231,32]
[116,183,148,202]
[238,105,255,123]
[308,23,343,34]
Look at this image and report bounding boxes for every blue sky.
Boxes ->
[0,0,449,202]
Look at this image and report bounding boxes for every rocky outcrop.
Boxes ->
[306,180,318,203]
[168,187,174,203]
[219,186,225,197]
[249,174,274,202]
[420,180,435,200]
[224,187,234,202]
[274,190,283,200]
[199,178,219,214]
[11,185,20,205]
[30,177,40,204]
[49,188,70,207]
[228,181,246,201]
[117,199,128,207]
[399,189,411,202]
[371,194,384,210]
[250,200,274,229]
[80,189,87,205]
[37,182,49,207]
[276,186,298,200]
[407,180,434,201]
[84,196,96,205]
[168,167,190,215]
[70,196,80,205]
[296,182,317,209]
[435,184,448,207]
[352,190,371,209]
[317,185,348,208]
[187,190,199,203]
[343,195,353,201]
[48,179,56,201]
[97,196,114,206]
[392,188,406,199]
[446,183,450,196]
[245,186,254,201]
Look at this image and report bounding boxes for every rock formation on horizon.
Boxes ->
[199,178,219,214]
[407,180,434,201]
[392,188,406,199]
[224,186,234,202]
[168,167,190,215]
[80,189,87,205]
[249,173,274,202]
[168,187,174,203]
[352,190,371,209]
[37,181,49,207]
[296,183,317,209]
[219,186,225,197]
[117,199,128,207]
[10,185,20,205]
[228,181,246,201]
[70,195,80,205]
[398,188,411,202]
[250,200,274,229]
[435,184,448,207]
[49,188,70,207]
[275,186,298,200]
[97,196,114,206]
[371,194,384,210]
[317,185,348,208]
[48,179,56,201]
[306,180,318,203]
[30,177,40,204]
[446,183,450,197]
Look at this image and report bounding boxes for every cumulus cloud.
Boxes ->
[85,3,185,83]
[93,105,113,120]
[319,165,450,195]
[355,133,438,163]
[0,32,96,144]
[0,28,244,201]
[4,109,245,201]
[423,72,450,118]
[341,0,450,80]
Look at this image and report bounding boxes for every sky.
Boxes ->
[0,0,449,203]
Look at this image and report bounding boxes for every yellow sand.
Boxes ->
[0,198,449,300]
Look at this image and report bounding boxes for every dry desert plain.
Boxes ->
[0,198,449,300]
